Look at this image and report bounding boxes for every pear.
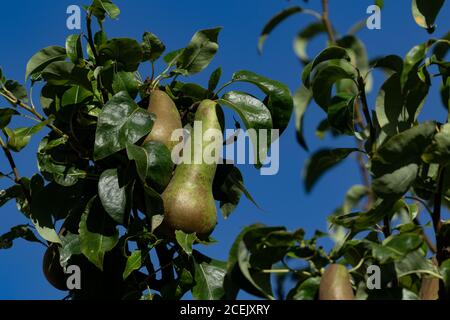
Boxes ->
[43,243,68,291]
[319,264,354,300]
[419,277,439,300]
[160,99,221,237]
[144,89,182,151]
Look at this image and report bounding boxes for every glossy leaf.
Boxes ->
[327,93,356,135]
[208,67,222,93]
[231,70,293,134]
[287,277,320,300]
[5,119,49,152]
[25,46,66,80]
[0,108,19,129]
[422,123,450,165]
[192,252,227,300]
[59,233,81,268]
[94,91,154,160]
[111,71,139,99]
[98,38,143,72]
[41,61,91,89]
[89,0,120,21]
[98,169,128,224]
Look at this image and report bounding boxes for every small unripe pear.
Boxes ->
[145,89,182,151]
[160,99,221,237]
[319,264,354,300]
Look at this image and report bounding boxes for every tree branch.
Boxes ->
[321,0,336,44]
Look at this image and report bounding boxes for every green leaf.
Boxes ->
[123,250,142,280]
[0,108,19,129]
[98,169,128,224]
[218,91,272,166]
[327,93,356,135]
[213,164,258,218]
[94,91,154,160]
[258,6,303,54]
[412,0,445,33]
[126,142,173,192]
[372,233,423,263]
[25,46,66,80]
[5,119,49,152]
[422,123,450,165]
[4,80,28,102]
[174,27,222,76]
[41,61,91,89]
[163,48,184,65]
[304,148,358,192]
[371,55,403,74]
[29,175,61,244]
[311,46,351,71]
[111,71,139,99]
[65,34,83,64]
[0,225,43,249]
[311,64,356,110]
[89,0,120,21]
[294,22,327,64]
[371,121,436,197]
[98,38,143,72]
[375,73,403,136]
[59,233,81,268]
[0,185,23,208]
[395,250,441,278]
[61,85,93,107]
[142,32,166,62]
[293,86,313,150]
[208,67,222,93]
[287,277,321,300]
[175,230,197,255]
[79,198,119,271]
[231,70,293,135]
[192,252,227,300]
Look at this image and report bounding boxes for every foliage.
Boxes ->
[0,1,293,300]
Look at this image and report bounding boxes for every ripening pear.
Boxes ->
[144,89,182,151]
[160,99,222,237]
[419,277,439,300]
[319,264,354,300]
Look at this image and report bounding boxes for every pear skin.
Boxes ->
[419,277,439,300]
[43,244,68,291]
[145,89,182,151]
[161,100,221,237]
[319,264,354,300]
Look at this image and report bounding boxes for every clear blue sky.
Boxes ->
[0,0,449,299]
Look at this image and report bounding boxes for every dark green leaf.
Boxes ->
[287,277,320,300]
[61,85,92,107]
[25,46,66,80]
[126,142,173,192]
[375,73,403,136]
[94,91,154,160]
[174,28,222,76]
[41,61,91,89]
[311,46,351,71]
[231,70,293,135]
[4,80,28,102]
[59,233,81,268]
[294,22,327,64]
[208,67,222,93]
[98,169,128,224]
[0,108,19,129]
[65,34,83,64]
[98,38,143,72]
[79,197,119,271]
[258,6,304,53]
[372,233,423,263]
[142,32,166,62]
[327,93,356,135]
[412,0,445,33]
[89,0,120,21]
[294,86,312,150]
[304,148,358,192]
[422,123,450,165]
[0,225,43,249]
[111,71,139,99]
[395,250,441,278]
[142,183,164,232]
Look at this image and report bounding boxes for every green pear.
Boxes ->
[144,89,182,151]
[319,264,354,300]
[160,99,221,237]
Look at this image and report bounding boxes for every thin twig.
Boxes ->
[321,0,336,44]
